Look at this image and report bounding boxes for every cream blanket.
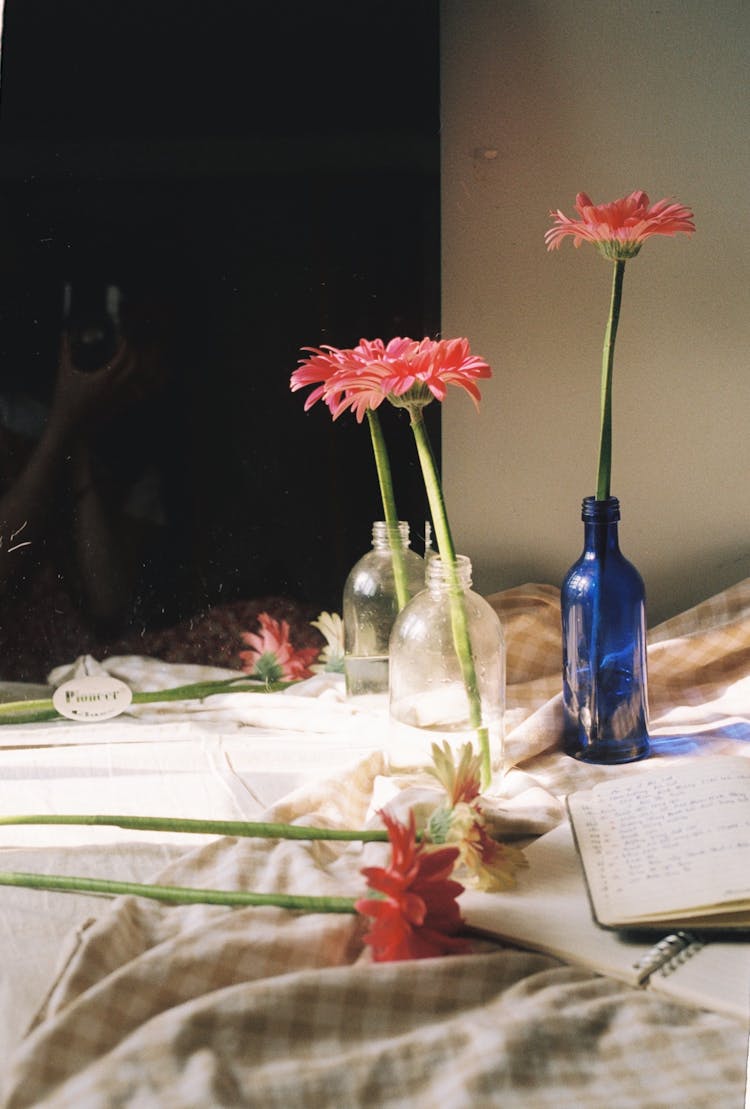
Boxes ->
[2,582,750,1108]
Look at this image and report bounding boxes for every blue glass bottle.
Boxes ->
[561,496,650,763]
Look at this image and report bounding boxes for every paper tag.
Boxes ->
[52,675,133,721]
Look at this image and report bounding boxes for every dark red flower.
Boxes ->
[355,809,469,962]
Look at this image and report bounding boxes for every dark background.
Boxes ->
[0,0,440,622]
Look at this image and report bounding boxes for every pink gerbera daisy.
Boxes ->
[545,190,695,259]
[290,335,491,422]
[238,613,319,682]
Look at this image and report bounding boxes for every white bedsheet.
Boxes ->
[0,582,748,1107]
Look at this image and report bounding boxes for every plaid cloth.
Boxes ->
[3,582,750,1108]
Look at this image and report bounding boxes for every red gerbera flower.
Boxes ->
[290,336,491,423]
[355,809,469,962]
[545,190,695,260]
[238,613,319,682]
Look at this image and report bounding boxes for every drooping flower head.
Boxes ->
[442,802,528,892]
[355,809,469,961]
[290,336,491,423]
[428,740,482,805]
[238,613,319,682]
[426,742,528,892]
[545,190,695,260]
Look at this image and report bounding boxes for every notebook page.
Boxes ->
[461,822,647,986]
[646,939,750,1024]
[461,820,750,1020]
[570,757,750,924]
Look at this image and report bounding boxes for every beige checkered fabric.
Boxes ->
[3,582,750,1108]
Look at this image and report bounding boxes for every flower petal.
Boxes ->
[291,336,492,416]
[357,809,467,962]
[546,190,695,258]
[237,613,318,681]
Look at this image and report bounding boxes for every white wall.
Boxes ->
[440,0,750,624]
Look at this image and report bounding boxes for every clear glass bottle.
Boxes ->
[343,521,425,697]
[561,496,650,763]
[388,554,505,780]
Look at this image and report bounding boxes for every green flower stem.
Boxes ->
[596,259,626,501]
[0,676,292,726]
[0,697,58,724]
[0,869,359,912]
[407,408,492,790]
[0,813,391,842]
[366,409,410,610]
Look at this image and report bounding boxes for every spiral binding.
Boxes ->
[632,931,704,985]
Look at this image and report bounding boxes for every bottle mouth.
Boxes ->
[372,520,410,546]
[581,496,620,523]
[425,553,472,589]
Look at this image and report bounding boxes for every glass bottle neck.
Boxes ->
[425,553,472,592]
[371,520,410,551]
[583,522,621,555]
[581,497,621,556]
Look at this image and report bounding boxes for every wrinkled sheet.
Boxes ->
[2,581,750,1108]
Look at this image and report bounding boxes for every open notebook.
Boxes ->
[460,817,750,1023]
[566,757,750,932]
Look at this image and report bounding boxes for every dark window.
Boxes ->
[0,1,440,675]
